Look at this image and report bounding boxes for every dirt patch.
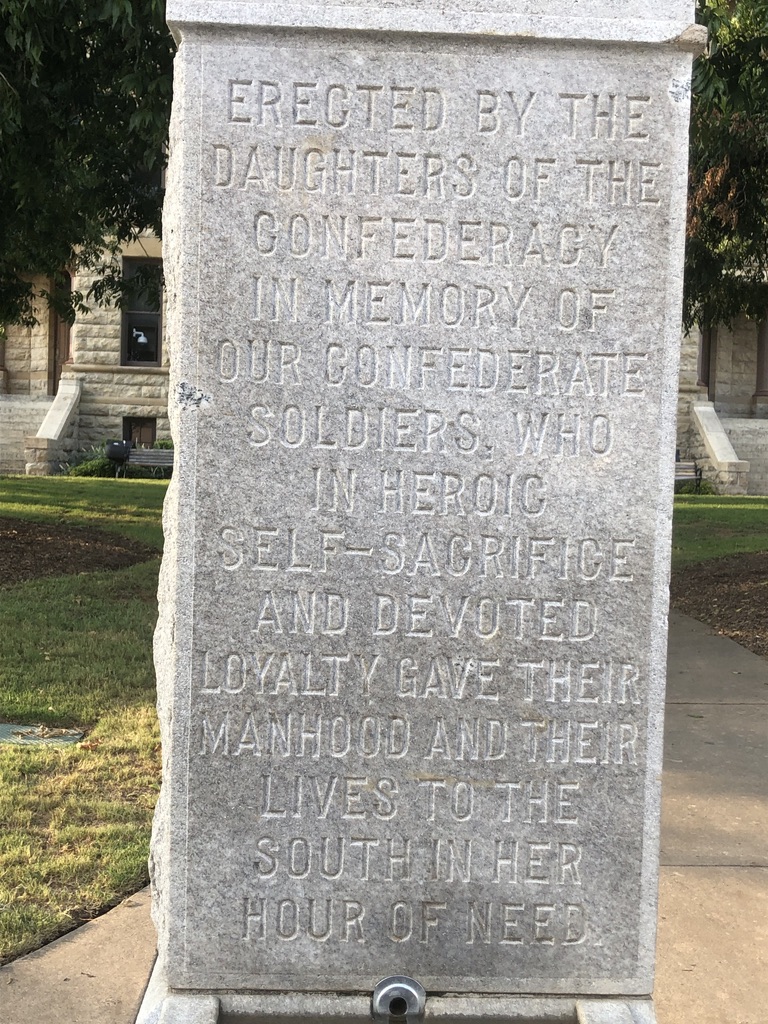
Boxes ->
[0,517,158,588]
[670,552,768,658]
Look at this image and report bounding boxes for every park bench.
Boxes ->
[106,440,174,478]
[674,454,702,492]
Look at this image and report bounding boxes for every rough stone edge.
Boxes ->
[137,958,657,1023]
[626,40,696,1002]
[150,30,203,981]
[166,1,701,48]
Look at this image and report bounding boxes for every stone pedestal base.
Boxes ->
[137,961,656,1024]
[752,395,768,419]
[24,435,58,476]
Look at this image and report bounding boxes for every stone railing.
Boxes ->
[24,379,82,475]
[689,401,750,494]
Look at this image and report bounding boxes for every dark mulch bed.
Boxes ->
[0,517,158,588]
[670,551,768,658]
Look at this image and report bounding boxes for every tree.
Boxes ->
[2,2,766,333]
[685,0,768,330]
[0,1,174,325]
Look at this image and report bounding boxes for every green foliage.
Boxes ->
[0,1,175,325]
[67,457,116,478]
[674,478,718,495]
[124,462,173,479]
[66,440,174,478]
[63,443,106,469]
[686,0,768,329]
[1,0,763,332]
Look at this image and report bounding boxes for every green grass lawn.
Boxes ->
[0,477,166,964]
[672,494,768,566]
[0,476,166,549]
[0,481,766,965]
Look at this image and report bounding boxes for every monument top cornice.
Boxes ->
[167,1,705,51]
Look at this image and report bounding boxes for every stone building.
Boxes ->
[0,238,766,492]
[0,235,170,475]
[677,317,768,494]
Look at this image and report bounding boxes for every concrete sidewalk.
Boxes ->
[2,611,766,1024]
[656,612,768,1024]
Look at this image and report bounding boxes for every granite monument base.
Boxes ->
[150,1,701,1021]
[137,959,656,1024]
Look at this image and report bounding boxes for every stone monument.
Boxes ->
[139,3,704,1021]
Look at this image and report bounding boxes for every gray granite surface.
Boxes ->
[151,0,696,1008]
[166,1,700,46]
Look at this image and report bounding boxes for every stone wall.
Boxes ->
[1,276,51,395]
[686,403,749,494]
[676,328,707,456]
[0,396,53,474]
[63,367,170,447]
[676,321,763,490]
[0,241,171,463]
[65,236,171,448]
[713,316,758,416]
[24,380,82,476]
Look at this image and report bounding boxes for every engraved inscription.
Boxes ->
[171,33,683,989]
